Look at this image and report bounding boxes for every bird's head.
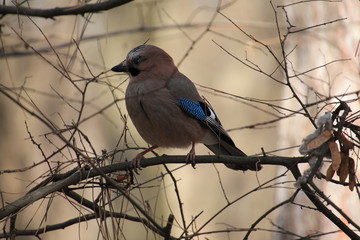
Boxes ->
[111,45,178,81]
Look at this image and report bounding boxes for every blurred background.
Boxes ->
[0,0,359,239]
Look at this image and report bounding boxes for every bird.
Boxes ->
[111,45,261,171]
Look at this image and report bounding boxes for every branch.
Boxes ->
[163,164,188,238]
[63,189,165,235]
[244,189,300,240]
[0,0,133,19]
[288,17,347,34]
[290,166,360,239]
[0,155,308,220]
[0,211,151,238]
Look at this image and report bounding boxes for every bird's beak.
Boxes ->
[111,60,128,72]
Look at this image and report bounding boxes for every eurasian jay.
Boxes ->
[111,45,261,171]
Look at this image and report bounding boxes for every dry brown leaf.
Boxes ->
[115,174,129,182]
[348,157,355,191]
[307,130,333,149]
[335,131,354,152]
[337,153,349,183]
[329,141,341,171]
[326,164,335,181]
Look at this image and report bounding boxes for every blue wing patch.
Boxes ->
[177,98,235,148]
[177,98,206,121]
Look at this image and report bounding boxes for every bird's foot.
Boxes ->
[130,153,143,174]
[186,142,196,169]
[130,145,158,174]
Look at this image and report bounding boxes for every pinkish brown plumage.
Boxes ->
[112,45,261,171]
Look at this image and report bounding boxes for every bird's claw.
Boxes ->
[130,153,143,175]
[129,145,159,175]
[186,143,196,169]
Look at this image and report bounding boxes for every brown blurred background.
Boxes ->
[0,0,359,239]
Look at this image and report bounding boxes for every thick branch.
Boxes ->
[0,0,133,19]
[0,155,308,220]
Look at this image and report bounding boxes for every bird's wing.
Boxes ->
[167,74,261,171]
[176,97,260,170]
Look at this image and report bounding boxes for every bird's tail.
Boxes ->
[205,141,262,171]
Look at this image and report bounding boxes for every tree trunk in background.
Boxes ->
[276,1,359,239]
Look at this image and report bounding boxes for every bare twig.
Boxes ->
[0,0,133,19]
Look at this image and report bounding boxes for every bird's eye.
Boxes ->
[133,55,144,65]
